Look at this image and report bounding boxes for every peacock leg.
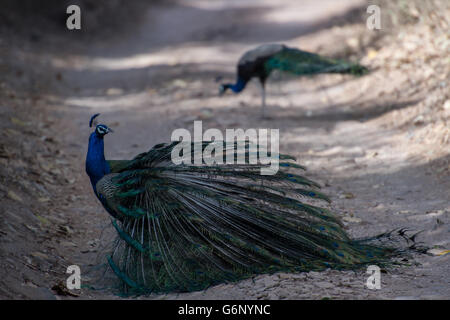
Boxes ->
[260,82,267,118]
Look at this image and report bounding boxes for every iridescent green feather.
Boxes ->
[265,47,369,77]
[95,141,416,295]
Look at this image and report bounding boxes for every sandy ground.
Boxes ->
[0,0,449,299]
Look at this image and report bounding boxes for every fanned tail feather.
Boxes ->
[97,141,417,295]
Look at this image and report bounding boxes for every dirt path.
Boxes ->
[1,0,448,299]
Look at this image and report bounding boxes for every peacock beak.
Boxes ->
[102,126,113,134]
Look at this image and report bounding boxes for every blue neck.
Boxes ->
[229,77,247,93]
[85,132,110,195]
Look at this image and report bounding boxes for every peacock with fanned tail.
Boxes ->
[85,114,419,295]
[219,43,369,117]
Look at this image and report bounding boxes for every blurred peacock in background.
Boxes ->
[219,43,369,117]
[86,114,419,295]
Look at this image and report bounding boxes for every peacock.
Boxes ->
[219,43,369,117]
[85,114,418,295]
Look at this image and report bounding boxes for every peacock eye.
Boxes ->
[97,126,106,134]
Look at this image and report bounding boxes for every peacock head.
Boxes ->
[89,113,113,137]
[218,84,230,96]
